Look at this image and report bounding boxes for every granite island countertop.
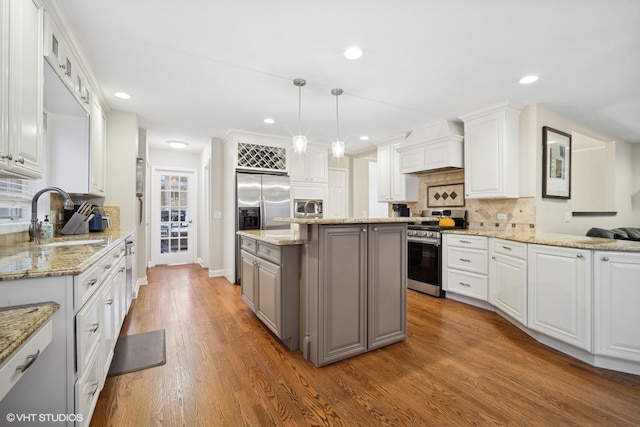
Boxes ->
[237,229,305,246]
[0,302,60,365]
[274,217,422,225]
[443,229,640,252]
[0,229,134,281]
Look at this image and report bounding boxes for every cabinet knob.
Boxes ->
[576,254,583,259]
[492,256,496,260]
[602,256,610,262]
[373,227,378,232]
[0,153,13,161]
[362,228,367,232]
[14,156,25,164]
[88,278,98,287]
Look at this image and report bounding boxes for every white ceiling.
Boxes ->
[57,0,640,155]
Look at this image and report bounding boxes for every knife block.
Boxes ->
[61,212,89,235]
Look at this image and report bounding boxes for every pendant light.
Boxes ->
[292,78,307,154]
[331,88,345,158]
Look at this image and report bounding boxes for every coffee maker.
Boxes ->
[392,203,410,217]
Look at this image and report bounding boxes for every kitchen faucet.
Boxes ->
[29,187,75,243]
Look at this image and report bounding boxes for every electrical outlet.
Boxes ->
[564,212,572,222]
[214,211,222,219]
[497,213,507,220]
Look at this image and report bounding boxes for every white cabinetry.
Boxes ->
[528,244,592,351]
[459,102,522,199]
[0,0,44,178]
[376,139,418,202]
[443,234,489,301]
[90,97,107,196]
[489,238,528,325]
[594,251,640,362]
[289,145,328,183]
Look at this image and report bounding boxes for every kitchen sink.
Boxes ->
[42,239,105,247]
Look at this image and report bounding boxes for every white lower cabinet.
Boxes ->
[594,251,640,362]
[489,239,528,325]
[240,238,301,351]
[443,234,489,301]
[528,244,592,351]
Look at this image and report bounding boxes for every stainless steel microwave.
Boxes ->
[294,199,323,218]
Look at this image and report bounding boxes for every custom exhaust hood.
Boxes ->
[395,120,464,174]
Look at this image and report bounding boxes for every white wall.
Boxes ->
[209,139,225,276]
[136,128,148,285]
[530,105,636,234]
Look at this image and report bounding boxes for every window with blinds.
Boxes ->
[0,178,39,223]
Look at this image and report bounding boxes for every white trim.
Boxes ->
[209,269,225,278]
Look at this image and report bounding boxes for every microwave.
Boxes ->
[294,199,323,218]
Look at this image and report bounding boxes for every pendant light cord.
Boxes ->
[298,86,302,135]
[335,93,340,141]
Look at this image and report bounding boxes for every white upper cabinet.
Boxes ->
[459,102,522,199]
[376,138,418,203]
[395,121,464,174]
[90,97,106,196]
[0,0,44,179]
[289,144,328,183]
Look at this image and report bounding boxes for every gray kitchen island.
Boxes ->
[271,217,416,366]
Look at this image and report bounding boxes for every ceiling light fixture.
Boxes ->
[331,88,345,158]
[292,78,307,154]
[360,136,370,141]
[344,46,363,60]
[519,75,539,84]
[114,92,131,99]
[264,118,275,124]
[168,141,188,149]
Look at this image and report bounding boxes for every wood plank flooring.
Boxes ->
[91,264,640,426]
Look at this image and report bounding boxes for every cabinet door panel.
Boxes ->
[319,226,367,365]
[368,224,407,348]
[240,251,257,311]
[490,254,527,325]
[256,258,281,336]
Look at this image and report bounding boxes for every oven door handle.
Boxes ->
[407,237,440,246]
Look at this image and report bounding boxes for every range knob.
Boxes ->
[407,230,417,236]
[417,231,427,237]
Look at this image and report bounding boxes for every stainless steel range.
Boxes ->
[407,209,467,297]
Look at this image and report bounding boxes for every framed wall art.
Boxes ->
[542,126,572,199]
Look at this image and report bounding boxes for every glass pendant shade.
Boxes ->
[292,134,307,154]
[292,78,307,154]
[331,140,345,158]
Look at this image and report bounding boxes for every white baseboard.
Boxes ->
[209,269,224,277]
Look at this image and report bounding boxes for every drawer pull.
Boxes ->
[459,282,471,287]
[87,382,100,396]
[90,323,100,333]
[104,264,112,270]
[119,267,125,273]
[502,245,512,250]
[602,256,610,262]
[105,299,113,306]
[14,156,25,164]
[459,258,471,263]
[576,254,583,259]
[460,240,472,244]
[87,278,98,287]
[15,350,40,374]
[264,249,271,254]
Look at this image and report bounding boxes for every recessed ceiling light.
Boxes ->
[360,136,370,141]
[519,75,539,84]
[114,92,131,99]
[167,141,188,149]
[264,118,275,124]
[344,46,364,60]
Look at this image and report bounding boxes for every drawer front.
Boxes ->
[75,346,102,427]
[257,242,281,265]
[75,265,100,311]
[100,246,121,281]
[446,234,488,250]
[492,238,527,259]
[447,269,488,300]
[76,291,102,378]
[447,247,488,274]
[241,237,257,254]
[0,320,53,401]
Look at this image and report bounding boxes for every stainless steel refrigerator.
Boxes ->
[235,171,290,283]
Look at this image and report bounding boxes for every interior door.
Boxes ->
[151,167,197,265]
[328,168,348,218]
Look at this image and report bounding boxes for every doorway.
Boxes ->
[151,167,197,265]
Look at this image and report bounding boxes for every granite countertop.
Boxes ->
[237,229,305,246]
[275,217,422,225]
[0,230,134,281]
[444,229,640,252]
[0,302,60,365]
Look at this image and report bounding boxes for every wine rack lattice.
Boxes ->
[237,142,286,171]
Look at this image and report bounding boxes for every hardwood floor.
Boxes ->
[91,264,640,426]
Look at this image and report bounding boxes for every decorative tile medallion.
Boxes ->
[427,183,465,208]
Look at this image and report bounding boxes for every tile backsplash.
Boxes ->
[406,170,536,232]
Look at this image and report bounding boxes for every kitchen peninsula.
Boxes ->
[239,217,417,367]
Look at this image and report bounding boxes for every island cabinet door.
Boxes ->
[318,225,368,366]
[368,224,407,348]
[240,250,257,312]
